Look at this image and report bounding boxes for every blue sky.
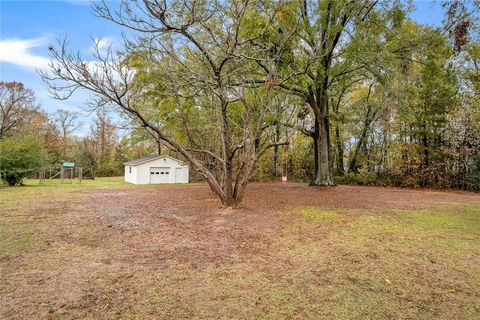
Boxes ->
[0,0,445,134]
[0,0,126,134]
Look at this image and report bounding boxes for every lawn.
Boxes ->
[1,178,479,319]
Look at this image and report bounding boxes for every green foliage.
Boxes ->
[0,137,46,186]
[29,0,480,192]
[337,171,378,186]
[320,17,480,191]
[467,159,480,191]
[255,134,314,182]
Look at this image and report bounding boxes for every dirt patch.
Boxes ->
[1,183,479,319]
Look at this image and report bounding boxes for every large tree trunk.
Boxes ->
[310,92,335,186]
[311,117,334,186]
[219,98,235,207]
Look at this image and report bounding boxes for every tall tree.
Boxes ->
[53,109,82,159]
[91,109,119,176]
[41,0,287,208]
[0,81,39,139]
[260,0,405,185]
[54,109,82,143]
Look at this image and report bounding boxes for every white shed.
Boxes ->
[124,155,189,184]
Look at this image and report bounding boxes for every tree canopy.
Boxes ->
[31,0,480,203]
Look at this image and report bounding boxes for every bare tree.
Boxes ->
[54,109,82,142]
[53,108,82,158]
[40,0,287,208]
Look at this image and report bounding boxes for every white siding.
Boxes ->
[124,165,137,184]
[175,166,189,183]
[124,156,189,184]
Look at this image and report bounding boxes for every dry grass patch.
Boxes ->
[1,182,479,319]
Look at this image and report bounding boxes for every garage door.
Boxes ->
[150,167,170,184]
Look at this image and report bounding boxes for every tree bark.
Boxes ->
[310,91,334,186]
[311,118,334,186]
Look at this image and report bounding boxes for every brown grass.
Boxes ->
[1,178,479,319]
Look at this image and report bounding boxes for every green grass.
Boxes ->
[22,176,131,189]
[275,204,480,319]
[0,178,127,261]
[298,207,342,223]
[134,205,480,319]
[0,177,130,209]
[0,223,41,259]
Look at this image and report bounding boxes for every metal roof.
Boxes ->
[123,155,187,166]
[63,161,75,168]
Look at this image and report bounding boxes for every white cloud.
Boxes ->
[91,36,115,55]
[64,0,91,6]
[0,37,50,70]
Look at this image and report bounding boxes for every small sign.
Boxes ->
[282,176,287,182]
[63,162,75,168]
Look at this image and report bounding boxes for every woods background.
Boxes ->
[1,0,479,194]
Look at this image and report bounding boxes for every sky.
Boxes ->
[0,0,446,134]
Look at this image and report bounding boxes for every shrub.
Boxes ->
[0,137,46,186]
[336,163,378,186]
[467,159,480,191]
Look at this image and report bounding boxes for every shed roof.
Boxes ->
[63,161,75,168]
[123,155,187,166]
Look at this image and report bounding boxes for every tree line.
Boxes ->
[0,81,143,185]
[1,1,479,207]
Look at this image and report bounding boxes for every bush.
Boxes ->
[467,159,480,191]
[336,165,378,186]
[0,137,46,186]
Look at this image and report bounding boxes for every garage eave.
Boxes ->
[123,155,188,167]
